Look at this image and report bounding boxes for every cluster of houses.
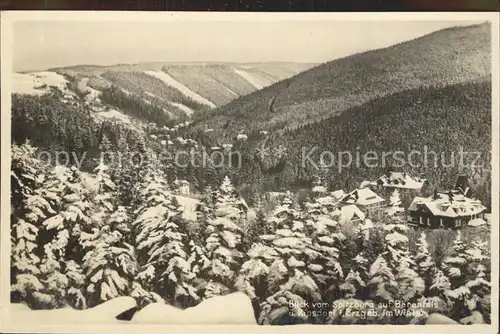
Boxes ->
[310,172,488,230]
[184,171,488,232]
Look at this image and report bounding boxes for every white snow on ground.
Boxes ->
[144,70,216,108]
[93,109,146,134]
[426,313,459,324]
[174,195,199,221]
[12,71,69,95]
[9,297,136,324]
[170,101,194,115]
[233,68,271,90]
[77,77,90,92]
[132,292,256,324]
[95,109,132,124]
[215,79,238,97]
[85,86,101,101]
[145,91,194,116]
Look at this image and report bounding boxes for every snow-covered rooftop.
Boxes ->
[341,188,385,206]
[468,218,487,227]
[331,189,346,200]
[315,196,336,207]
[372,172,427,190]
[408,192,486,218]
[335,204,366,224]
[311,185,327,193]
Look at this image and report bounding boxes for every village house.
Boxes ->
[367,171,427,191]
[312,193,371,237]
[407,189,487,229]
[331,189,346,201]
[340,188,386,215]
[335,204,366,225]
[305,195,365,228]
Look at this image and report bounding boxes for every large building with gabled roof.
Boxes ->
[340,188,385,215]
[407,189,487,229]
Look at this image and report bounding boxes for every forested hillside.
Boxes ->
[190,23,491,139]
[11,90,153,171]
[46,62,315,111]
[184,78,492,208]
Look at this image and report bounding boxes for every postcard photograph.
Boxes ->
[0,11,498,334]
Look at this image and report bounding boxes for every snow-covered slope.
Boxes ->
[233,68,271,90]
[144,70,216,108]
[132,292,256,324]
[13,71,69,95]
[9,297,136,324]
[145,91,194,116]
[170,101,194,115]
[94,109,132,124]
[8,293,257,326]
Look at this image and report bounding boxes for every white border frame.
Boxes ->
[1,10,498,334]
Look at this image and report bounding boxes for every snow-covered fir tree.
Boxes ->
[113,134,134,206]
[188,185,216,245]
[235,203,278,303]
[429,268,452,297]
[311,176,328,200]
[91,157,116,225]
[196,185,215,222]
[203,176,246,299]
[41,166,94,263]
[465,263,490,323]
[32,165,95,309]
[116,137,153,209]
[187,239,212,295]
[415,231,436,293]
[11,141,40,214]
[384,223,425,301]
[367,221,424,322]
[367,254,395,301]
[213,175,247,219]
[99,133,114,156]
[442,231,469,287]
[244,193,272,251]
[256,193,321,325]
[385,189,405,219]
[77,152,140,308]
[133,170,198,308]
[311,161,330,199]
[63,260,87,309]
[83,206,138,307]
[331,228,371,324]
[441,231,477,320]
[307,213,344,306]
[11,142,56,307]
[338,253,369,301]
[463,238,491,323]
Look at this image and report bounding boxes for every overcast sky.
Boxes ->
[13,19,483,71]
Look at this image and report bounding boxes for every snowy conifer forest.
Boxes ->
[10,140,491,325]
[6,17,495,328]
